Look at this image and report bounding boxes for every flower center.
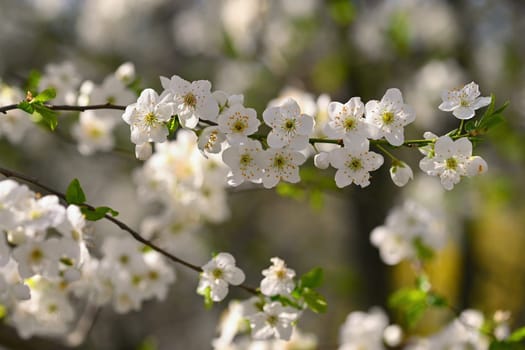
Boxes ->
[445,157,458,170]
[381,111,395,124]
[233,120,247,132]
[267,315,278,326]
[47,303,58,314]
[240,154,252,166]
[212,268,224,279]
[348,157,362,171]
[30,248,43,262]
[148,270,159,280]
[344,118,355,131]
[144,112,158,126]
[276,268,286,279]
[183,93,197,108]
[283,119,296,132]
[273,155,286,169]
[119,254,129,265]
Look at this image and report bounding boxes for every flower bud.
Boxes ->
[390,162,413,187]
[135,142,152,160]
[466,156,488,176]
[314,152,330,169]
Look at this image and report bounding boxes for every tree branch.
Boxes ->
[0,103,126,114]
[0,165,259,295]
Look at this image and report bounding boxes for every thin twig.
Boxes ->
[0,103,126,114]
[0,165,259,295]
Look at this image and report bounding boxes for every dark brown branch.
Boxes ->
[0,166,259,295]
[0,103,126,114]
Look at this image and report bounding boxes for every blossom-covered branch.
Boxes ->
[0,165,258,295]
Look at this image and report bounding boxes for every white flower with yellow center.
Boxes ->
[222,139,264,186]
[122,88,174,145]
[439,82,491,120]
[161,75,219,128]
[365,88,415,146]
[72,110,116,155]
[197,252,245,302]
[218,103,260,144]
[248,301,300,341]
[328,138,384,188]
[263,98,314,151]
[257,147,306,189]
[325,96,370,142]
[419,136,486,190]
[260,257,295,296]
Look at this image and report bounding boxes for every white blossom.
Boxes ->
[263,98,314,150]
[197,252,245,302]
[72,110,116,155]
[198,126,226,154]
[260,257,295,296]
[257,147,306,189]
[122,88,174,145]
[365,88,415,146]
[222,139,264,186]
[135,142,153,160]
[248,301,300,341]
[329,138,384,188]
[160,75,219,128]
[438,82,491,120]
[325,97,370,142]
[218,103,260,144]
[389,161,414,187]
[419,136,486,190]
[339,308,389,350]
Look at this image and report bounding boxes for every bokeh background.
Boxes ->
[1,0,525,349]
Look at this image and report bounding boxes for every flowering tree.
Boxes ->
[1,1,525,349]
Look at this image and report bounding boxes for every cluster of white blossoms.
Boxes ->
[370,201,447,265]
[133,130,230,252]
[0,179,175,338]
[198,255,302,344]
[73,63,137,156]
[117,73,492,191]
[337,308,508,350]
[338,308,402,350]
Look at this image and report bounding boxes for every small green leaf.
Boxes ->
[300,267,324,289]
[302,288,327,314]
[32,88,57,103]
[25,70,41,94]
[200,286,214,310]
[389,288,428,328]
[17,101,34,114]
[489,340,523,350]
[426,292,447,307]
[137,337,158,350]
[81,206,119,221]
[33,104,58,131]
[167,117,179,136]
[271,295,302,310]
[508,326,525,342]
[66,178,86,205]
[0,304,6,320]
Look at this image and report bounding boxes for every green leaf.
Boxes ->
[478,114,505,131]
[302,288,327,313]
[300,267,324,289]
[479,94,496,122]
[489,340,523,350]
[66,178,86,205]
[271,295,302,310]
[33,104,58,131]
[200,286,214,310]
[0,304,6,320]
[508,326,525,342]
[81,206,119,221]
[167,117,179,136]
[32,88,56,103]
[389,288,428,328]
[25,70,41,94]
[17,101,35,114]
[137,337,158,350]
